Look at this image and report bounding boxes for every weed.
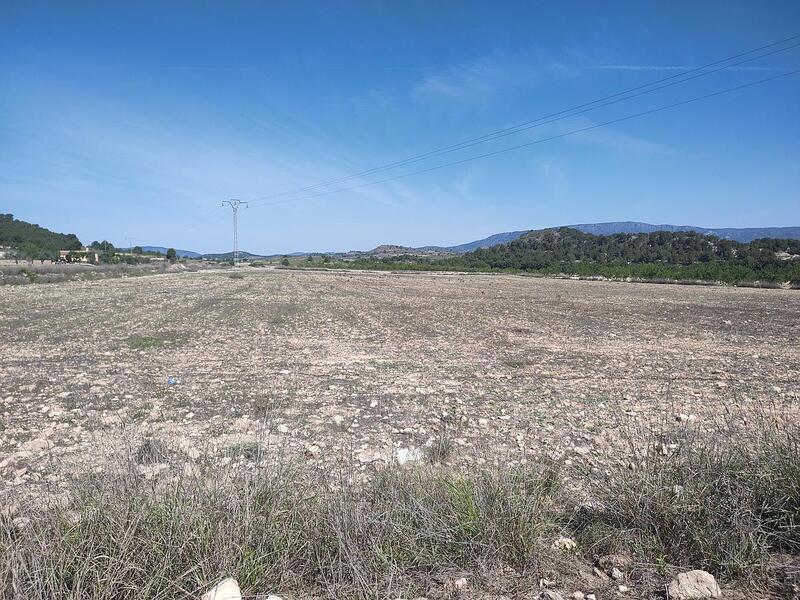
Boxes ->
[425,427,455,464]
[224,442,264,461]
[135,437,170,464]
[127,335,167,350]
[18,268,38,282]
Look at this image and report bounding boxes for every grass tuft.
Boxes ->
[572,410,800,580]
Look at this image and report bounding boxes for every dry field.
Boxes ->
[1,268,799,599]
[1,267,798,491]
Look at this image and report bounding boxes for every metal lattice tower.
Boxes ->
[221,199,248,269]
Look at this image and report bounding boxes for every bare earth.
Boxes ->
[1,268,798,497]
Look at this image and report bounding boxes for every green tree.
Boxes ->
[132,246,143,254]
[166,248,177,261]
[0,213,81,258]
[91,240,115,252]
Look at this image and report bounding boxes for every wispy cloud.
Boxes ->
[548,115,673,155]
[412,52,574,105]
[413,56,504,104]
[574,126,672,154]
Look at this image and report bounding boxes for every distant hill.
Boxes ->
[140,246,201,258]
[0,214,82,260]
[340,227,800,285]
[458,227,800,283]
[568,222,800,243]
[441,223,800,254]
[445,230,530,253]
[60,222,800,261]
[199,251,266,260]
[364,244,455,258]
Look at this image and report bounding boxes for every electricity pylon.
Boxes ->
[221,199,248,270]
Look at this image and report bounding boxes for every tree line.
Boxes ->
[328,228,800,285]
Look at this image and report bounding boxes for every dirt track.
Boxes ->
[1,268,798,495]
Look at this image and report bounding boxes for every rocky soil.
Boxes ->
[1,268,798,493]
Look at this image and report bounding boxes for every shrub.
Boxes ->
[135,437,170,464]
[18,268,38,282]
[424,427,455,464]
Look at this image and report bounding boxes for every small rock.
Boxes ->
[611,567,624,580]
[667,570,721,599]
[586,595,596,600]
[571,593,585,600]
[444,577,469,593]
[540,591,564,600]
[395,447,422,465]
[304,443,321,457]
[618,584,629,593]
[201,577,242,600]
[552,536,577,552]
[277,424,290,434]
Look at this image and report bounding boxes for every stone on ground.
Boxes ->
[201,577,241,600]
[667,570,721,599]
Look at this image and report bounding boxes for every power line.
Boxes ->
[245,69,799,211]
[246,33,800,205]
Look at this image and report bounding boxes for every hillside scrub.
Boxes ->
[0,214,82,261]
[321,228,800,286]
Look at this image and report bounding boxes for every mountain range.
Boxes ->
[128,224,800,259]
[139,246,202,258]
[320,222,800,258]
[439,222,800,254]
[188,222,800,258]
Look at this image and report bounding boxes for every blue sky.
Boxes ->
[1,1,799,254]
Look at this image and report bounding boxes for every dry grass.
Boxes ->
[0,458,562,599]
[572,403,800,585]
[1,406,798,599]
